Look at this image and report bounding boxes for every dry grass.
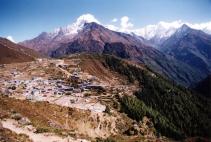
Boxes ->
[71,54,128,85]
[0,96,128,139]
[0,126,32,142]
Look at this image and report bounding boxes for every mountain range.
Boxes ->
[19,21,211,87]
[133,21,211,46]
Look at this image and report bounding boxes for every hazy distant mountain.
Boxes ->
[161,24,211,77]
[134,21,211,47]
[0,37,39,64]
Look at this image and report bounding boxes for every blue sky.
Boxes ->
[0,0,211,42]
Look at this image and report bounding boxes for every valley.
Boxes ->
[0,54,210,142]
[0,3,211,141]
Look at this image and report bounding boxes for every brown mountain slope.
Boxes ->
[0,38,40,64]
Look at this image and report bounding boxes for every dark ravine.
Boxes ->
[192,75,211,98]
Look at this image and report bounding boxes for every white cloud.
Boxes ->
[111,18,118,23]
[75,13,100,26]
[6,36,16,43]
[120,16,134,32]
[105,24,119,31]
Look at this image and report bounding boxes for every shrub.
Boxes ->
[11,113,22,121]
[35,127,49,133]
[104,105,111,114]
[96,137,116,142]
[120,96,183,139]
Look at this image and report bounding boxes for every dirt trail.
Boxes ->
[1,119,89,142]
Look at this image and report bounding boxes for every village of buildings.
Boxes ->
[0,57,136,113]
[0,58,110,113]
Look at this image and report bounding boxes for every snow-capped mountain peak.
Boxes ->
[50,13,100,37]
[134,20,211,41]
[173,24,191,38]
[134,20,184,40]
[177,24,190,33]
